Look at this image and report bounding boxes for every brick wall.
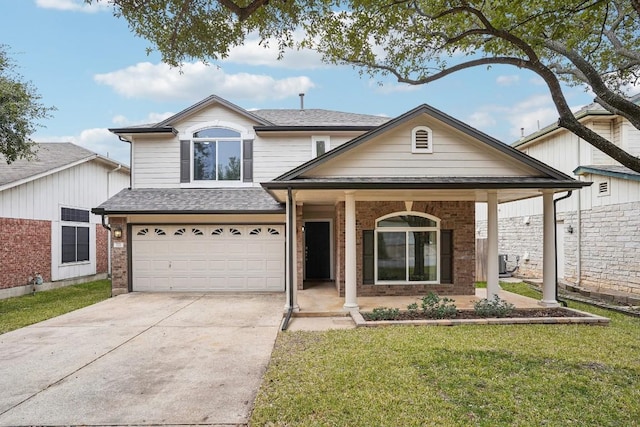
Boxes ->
[477,201,640,296]
[0,218,51,289]
[334,201,476,297]
[96,224,108,274]
[109,217,129,295]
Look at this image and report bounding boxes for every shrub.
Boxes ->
[366,306,401,321]
[420,292,458,319]
[474,295,516,318]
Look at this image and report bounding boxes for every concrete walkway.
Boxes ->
[0,292,283,426]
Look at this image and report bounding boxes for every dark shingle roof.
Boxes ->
[574,165,640,181]
[93,188,285,214]
[252,109,390,127]
[0,143,98,187]
[262,176,589,190]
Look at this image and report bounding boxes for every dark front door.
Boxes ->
[305,221,331,280]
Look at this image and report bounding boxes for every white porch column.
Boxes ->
[486,191,500,299]
[540,190,559,307]
[344,191,358,310]
[285,191,299,311]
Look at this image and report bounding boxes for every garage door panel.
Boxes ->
[133,224,285,292]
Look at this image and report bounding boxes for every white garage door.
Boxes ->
[132,225,285,292]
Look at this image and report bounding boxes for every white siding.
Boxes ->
[253,135,354,182]
[586,174,640,207]
[174,104,259,134]
[623,121,640,156]
[591,120,617,165]
[306,118,539,178]
[0,161,129,220]
[132,138,180,188]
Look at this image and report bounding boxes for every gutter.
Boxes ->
[553,191,573,307]
[281,187,295,331]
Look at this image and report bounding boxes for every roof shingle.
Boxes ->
[0,143,98,187]
[94,188,285,214]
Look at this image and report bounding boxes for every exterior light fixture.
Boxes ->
[113,227,123,239]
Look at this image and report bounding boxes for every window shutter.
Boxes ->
[180,140,190,183]
[440,230,453,284]
[243,139,253,182]
[363,230,374,284]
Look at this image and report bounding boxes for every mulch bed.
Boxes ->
[363,308,583,321]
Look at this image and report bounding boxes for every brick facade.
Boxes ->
[110,217,129,296]
[0,218,51,289]
[330,200,476,297]
[477,201,640,296]
[96,224,109,274]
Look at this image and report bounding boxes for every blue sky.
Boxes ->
[2,0,596,165]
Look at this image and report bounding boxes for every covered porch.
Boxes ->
[295,281,542,315]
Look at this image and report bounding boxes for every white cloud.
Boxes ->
[367,79,421,95]
[35,0,109,13]
[467,94,560,142]
[112,112,174,127]
[496,75,520,86]
[468,111,496,128]
[224,35,327,70]
[94,61,316,102]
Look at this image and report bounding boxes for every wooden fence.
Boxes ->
[475,238,487,282]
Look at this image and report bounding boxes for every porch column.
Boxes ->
[540,190,559,307]
[285,190,299,311]
[344,191,358,310]
[486,191,500,300]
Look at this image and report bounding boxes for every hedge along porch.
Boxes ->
[262,104,589,312]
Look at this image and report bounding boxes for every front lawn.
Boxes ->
[0,279,111,334]
[251,283,640,426]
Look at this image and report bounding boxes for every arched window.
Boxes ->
[192,127,241,181]
[375,212,440,283]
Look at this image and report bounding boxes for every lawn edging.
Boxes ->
[350,307,610,327]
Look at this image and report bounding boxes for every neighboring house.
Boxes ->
[94,95,586,314]
[0,143,130,298]
[477,96,640,297]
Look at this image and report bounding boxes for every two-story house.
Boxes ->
[93,94,587,315]
[477,96,640,299]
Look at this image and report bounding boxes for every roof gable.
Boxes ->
[156,94,274,127]
[274,104,573,182]
[0,143,128,190]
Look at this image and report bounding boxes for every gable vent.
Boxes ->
[598,181,609,195]
[412,126,433,153]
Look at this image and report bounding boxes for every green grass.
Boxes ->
[0,279,111,334]
[251,282,640,427]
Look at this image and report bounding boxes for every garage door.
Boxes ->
[132,225,285,292]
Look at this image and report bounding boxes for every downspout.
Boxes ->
[575,136,582,286]
[281,187,294,331]
[554,191,573,307]
[106,164,122,277]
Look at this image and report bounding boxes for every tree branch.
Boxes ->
[216,0,274,21]
[544,38,640,130]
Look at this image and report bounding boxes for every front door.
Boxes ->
[304,221,331,280]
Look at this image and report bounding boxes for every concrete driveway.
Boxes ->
[0,292,284,426]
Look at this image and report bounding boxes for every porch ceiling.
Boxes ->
[265,186,582,205]
[262,176,590,205]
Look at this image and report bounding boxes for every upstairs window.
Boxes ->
[192,128,241,181]
[412,126,433,153]
[312,135,330,158]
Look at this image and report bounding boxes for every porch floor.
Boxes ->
[285,281,609,331]
[295,280,541,317]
